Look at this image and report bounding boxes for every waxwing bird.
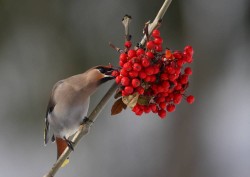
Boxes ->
[44,65,114,167]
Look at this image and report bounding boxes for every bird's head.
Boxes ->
[86,65,115,85]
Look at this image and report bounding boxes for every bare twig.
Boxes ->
[109,42,123,53]
[140,0,172,46]
[122,15,132,41]
[43,1,173,176]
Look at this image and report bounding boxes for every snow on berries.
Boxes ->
[111,16,195,119]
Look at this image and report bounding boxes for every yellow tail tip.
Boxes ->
[61,158,69,168]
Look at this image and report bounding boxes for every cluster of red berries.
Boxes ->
[112,29,195,118]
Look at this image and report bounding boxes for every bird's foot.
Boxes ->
[63,136,74,151]
[81,117,93,125]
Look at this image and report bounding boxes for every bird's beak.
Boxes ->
[95,66,116,84]
[96,66,116,78]
[103,69,114,77]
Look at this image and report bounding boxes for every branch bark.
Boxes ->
[43,1,172,176]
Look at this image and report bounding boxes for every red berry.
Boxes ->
[124,41,132,48]
[186,56,193,63]
[119,53,127,62]
[183,52,193,63]
[136,48,145,56]
[166,66,175,75]
[168,74,176,81]
[149,104,157,112]
[111,70,119,77]
[141,58,150,67]
[184,45,194,56]
[133,63,142,72]
[122,90,127,96]
[159,102,166,109]
[160,73,168,81]
[154,37,163,45]
[132,105,141,113]
[165,96,171,102]
[174,93,182,100]
[161,92,169,97]
[139,71,147,79]
[180,75,189,84]
[121,77,130,86]
[128,50,136,58]
[155,45,162,52]
[124,86,134,94]
[145,66,154,75]
[184,67,192,75]
[173,93,182,104]
[153,66,160,74]
[174,99,181,104]
[130,57,140,64]
[146,41,155,50]
[123,62,132,71]
[175,67,181,75]
[157,86,164,93]
[158,109,167,119]
[135,110,143,116]
[129,70,139,78]
[144,75,151,82]
[151,84,158,91]
[115,75,122,84]
[150,75,157,82]
[186,95,195,104]
[173,51,182,59]
[156,96,165,103]
[152,29,160,38]
[142,106,151,113]
[177,59,184,67]
[162,81,170,88]
[174,83,182,90]
[133,104,143,115]
[132,78,141,88]
[167,104,175,112]
[146,51,154,59]
[120,68,129,76]
[136,86,144,94]
[119,60,125,67]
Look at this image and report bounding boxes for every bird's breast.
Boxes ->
[49,96,90,138]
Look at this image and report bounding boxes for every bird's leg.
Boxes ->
[63,136,74,151]
[80,116,93,125]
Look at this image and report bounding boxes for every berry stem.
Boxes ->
[143,21,150,43]
[109,42,123,53]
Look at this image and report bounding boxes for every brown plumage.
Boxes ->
[44,65,114,167]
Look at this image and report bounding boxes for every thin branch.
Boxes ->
[140,0,172,46]
[43,1,173,176]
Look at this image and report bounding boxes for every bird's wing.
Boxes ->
[44,80,64,145]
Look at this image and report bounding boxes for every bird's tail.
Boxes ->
[56,137,69,167]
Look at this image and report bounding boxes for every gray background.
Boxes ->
[0,0,250,177]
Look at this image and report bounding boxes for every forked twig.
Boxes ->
[140,0,172,46]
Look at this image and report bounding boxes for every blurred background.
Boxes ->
[0,0,250,177]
